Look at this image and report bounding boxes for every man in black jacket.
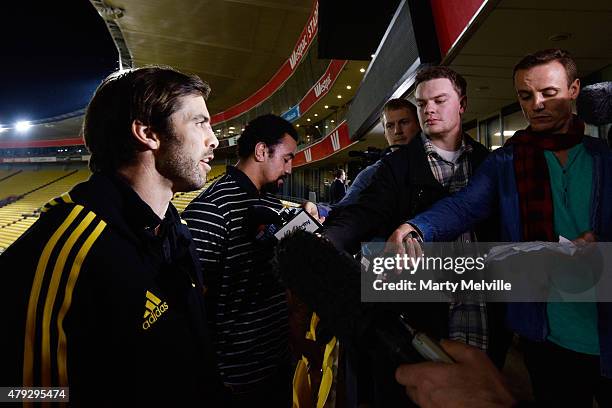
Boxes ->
[0,67,225,404]
[325,67,495,253]
[323,66,507,407]
[329,168,347,204]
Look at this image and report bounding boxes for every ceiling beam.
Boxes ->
[122,28,278,55]
[222,0,310,13]
[131,59,238,80]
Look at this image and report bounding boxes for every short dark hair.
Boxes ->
[381,98,418,123]
[414,66,467,98]
[83,66,210,173]
[237,114,298,159]
[513,48,578,86]
[333,168,344,178]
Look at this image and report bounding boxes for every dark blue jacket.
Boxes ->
[410,136,612,377]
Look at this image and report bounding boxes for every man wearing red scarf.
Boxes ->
[390,49,612,407]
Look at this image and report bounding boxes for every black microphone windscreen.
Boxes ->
[577,81,612,125]
[274,229,377,342]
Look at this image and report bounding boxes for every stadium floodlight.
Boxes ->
[15,120,32,132]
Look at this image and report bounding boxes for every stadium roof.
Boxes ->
[0,0,312,143]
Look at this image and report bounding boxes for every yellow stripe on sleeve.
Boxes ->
[23,205,83,386]
[41,211,96,386]
[56,219,106,386]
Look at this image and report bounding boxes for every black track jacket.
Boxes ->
[0,173,224,405]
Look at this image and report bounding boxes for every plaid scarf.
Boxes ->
[505,115,585,241]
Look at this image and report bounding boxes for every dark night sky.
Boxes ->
[0,1,118,123]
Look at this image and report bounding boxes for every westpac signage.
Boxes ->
[314,74,332,98]
[289,2,318,70]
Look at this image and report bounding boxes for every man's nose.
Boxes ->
[532,94,545,111]
[208,132,219,149]
[423,101,435,114]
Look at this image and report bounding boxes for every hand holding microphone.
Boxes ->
[395,340,516,408]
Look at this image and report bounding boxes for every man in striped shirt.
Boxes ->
[184,114,298,407]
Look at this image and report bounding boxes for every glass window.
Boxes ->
[486,116,501,150]
[478,121,487,146]
[464,121,477,141]
[503,110,528,140]
[585,123,600,138]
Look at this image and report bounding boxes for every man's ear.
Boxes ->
[569,78,580,100]
[459,95,467,115]
[131,120,160,151]
[254,142,267,162]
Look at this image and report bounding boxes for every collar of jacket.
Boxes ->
[68,172,180,246]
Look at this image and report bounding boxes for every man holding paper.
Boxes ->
[390,49,612,406]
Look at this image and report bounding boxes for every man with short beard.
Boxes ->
[0,66,223,404]
[183,114,298,407]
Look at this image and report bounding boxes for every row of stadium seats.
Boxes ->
[0,170,22,183]
[0,165,227,251]
[0,169,91,250]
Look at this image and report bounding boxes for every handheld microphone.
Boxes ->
[274,229,453,365]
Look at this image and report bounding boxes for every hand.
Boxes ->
[572,230,596,245]
[302,201,325,223]
[572,230,598,257]
[385,224,423,273]
[395,340,516,408]
[387,223,417,253]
